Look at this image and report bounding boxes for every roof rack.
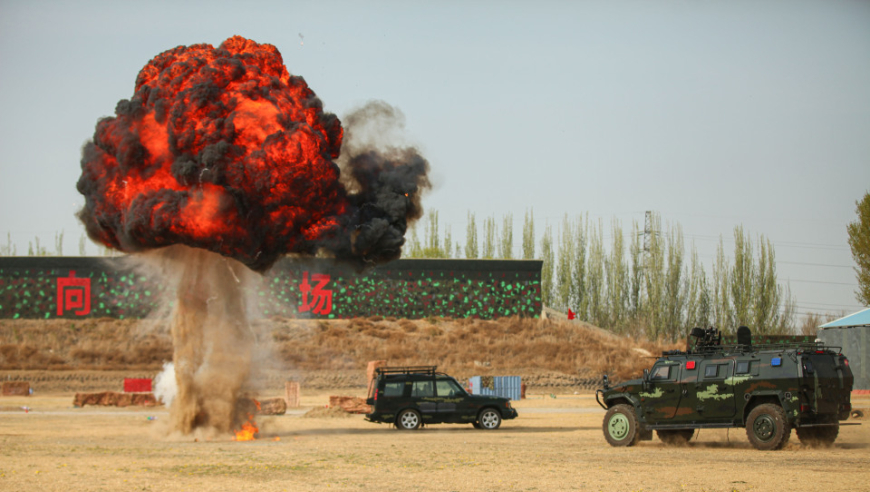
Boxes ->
[682,342,841,356]
[375,366,439,376]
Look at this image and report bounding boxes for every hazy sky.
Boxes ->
[1,0,868,319]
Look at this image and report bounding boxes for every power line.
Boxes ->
[788,279,858,286]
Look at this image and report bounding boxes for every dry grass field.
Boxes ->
[1,391,868,492]
[2,317,868,491]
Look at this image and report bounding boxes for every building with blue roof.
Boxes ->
[819,308,870,391]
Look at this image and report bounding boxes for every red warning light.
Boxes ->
[686,361,696,370]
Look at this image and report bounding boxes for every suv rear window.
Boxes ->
[383,381,405,397]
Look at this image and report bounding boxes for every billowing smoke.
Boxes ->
[77,35,430,272]
[75,36,431,436]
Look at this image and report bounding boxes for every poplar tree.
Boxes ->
[847,192,870,305]
[465,211,478,259]
[500,213,514,259]
[540,224,554,306]
[730,226,754,327]
[571,215,589,320]
[606,220,629,332]
[482,216,497,259]
[752,237,781,334]
[522,208,535,259]
[555,216,574,311]
[712,237,731,330]
[586,220,606,328]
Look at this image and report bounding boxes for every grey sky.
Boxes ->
[1,0,868,318]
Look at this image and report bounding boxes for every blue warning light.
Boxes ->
[771,357,782,367]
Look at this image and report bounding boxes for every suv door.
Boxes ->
[410,377,437,418]
[685,360,736,420]
[644,362,682,422]
[435,377,466,421]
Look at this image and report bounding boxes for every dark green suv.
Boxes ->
[365,366,518,430]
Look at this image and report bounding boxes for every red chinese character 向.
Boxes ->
[298,271,332,316]
[57,270,91,316]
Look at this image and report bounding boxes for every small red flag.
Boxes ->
[567,309,576,320]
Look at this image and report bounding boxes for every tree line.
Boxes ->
[405,210,797,341]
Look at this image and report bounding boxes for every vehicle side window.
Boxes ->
[736,361,750,375]
[704,365,719,378]
[383,381,404,397]
[411,380,434,397]
[436,379,463,397]
[651,365,671,380]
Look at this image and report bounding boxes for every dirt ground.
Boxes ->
[1,390,868,492]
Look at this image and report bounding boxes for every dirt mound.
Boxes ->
[0,317,681,391]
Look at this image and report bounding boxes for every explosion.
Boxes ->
[76,36,430,436]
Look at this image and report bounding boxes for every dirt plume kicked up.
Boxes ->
[152,246,256,435]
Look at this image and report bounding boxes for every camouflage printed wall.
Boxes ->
[0,257,542,320]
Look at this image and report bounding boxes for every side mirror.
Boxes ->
[602,374,610,390]
[642,369,650,391]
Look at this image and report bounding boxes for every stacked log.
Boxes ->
[328,396,370,414]
[2,381,30,396]
[73,391,158,407]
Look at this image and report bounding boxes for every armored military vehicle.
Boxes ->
[365,366,518,430]
[596,326,857,450]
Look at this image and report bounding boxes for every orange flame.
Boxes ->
[234,414,259,441]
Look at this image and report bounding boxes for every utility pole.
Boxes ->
[643,210,652,254]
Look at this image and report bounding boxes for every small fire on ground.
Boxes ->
[234,400,261,441]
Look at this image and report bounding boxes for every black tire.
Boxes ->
[657,429,695,446]
[477,408,502,430]
[472,422,482,429]
[603,404,640,447]
[745,403,791,450]
[796,426,839,447]
[397,409,421,430]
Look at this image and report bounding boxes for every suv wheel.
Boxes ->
[397,409,421,430]
[657,429,694,446]
[745,403,791,450]
[477,409,502,430]
[603,404,640,447]
[796,425,839,447]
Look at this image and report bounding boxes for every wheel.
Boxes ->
[397,409,421,430]
[745,404,791,450]
[477,408,502,430]
[796,426,839,447]
[657,429,695,446]
[603,404,640,447]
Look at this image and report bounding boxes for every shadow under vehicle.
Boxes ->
[365,366,518,430]
[596,326,858,450]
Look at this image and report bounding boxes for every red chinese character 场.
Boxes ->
[57,270,91,316]
[298,271,332,316]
